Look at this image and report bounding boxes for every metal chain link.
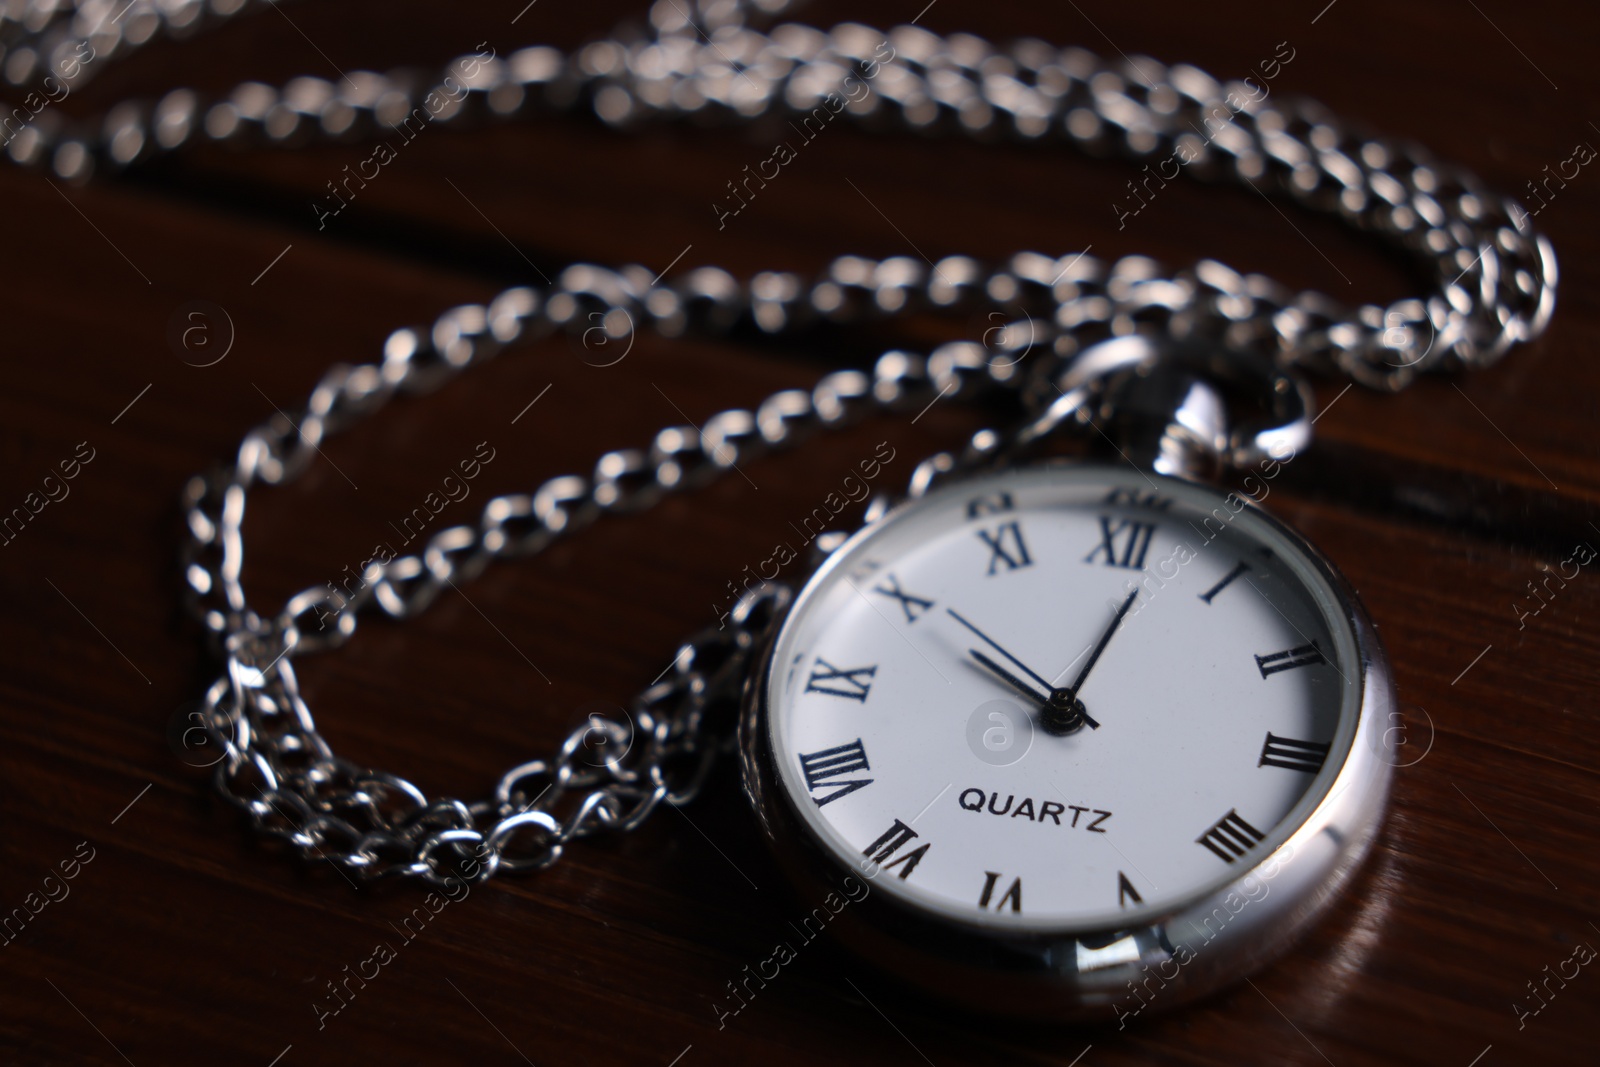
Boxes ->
[1,0,1557,385]
[178,251,1205,885]
[4,0,1555,883]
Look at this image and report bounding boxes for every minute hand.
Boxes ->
[1066,589,1140,696]
[945,608,1055,695]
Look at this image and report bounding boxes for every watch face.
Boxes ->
[764,464,1365,933]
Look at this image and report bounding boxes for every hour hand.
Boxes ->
[969,648,1050,704]
[970,648,1101,731]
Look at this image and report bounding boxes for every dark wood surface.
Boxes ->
[3,1,1598,1064]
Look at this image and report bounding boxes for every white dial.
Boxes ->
[766,464,1362,932]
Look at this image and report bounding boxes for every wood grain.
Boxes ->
[2,1,1597,1064]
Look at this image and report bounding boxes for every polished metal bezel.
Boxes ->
[738,460,1396,1020]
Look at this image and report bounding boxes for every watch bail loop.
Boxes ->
[1014,334,1314,480]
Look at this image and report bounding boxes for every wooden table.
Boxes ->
[3,1,1596,1064]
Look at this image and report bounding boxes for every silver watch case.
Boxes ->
[738,461,1396,1021]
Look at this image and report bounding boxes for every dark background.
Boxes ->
[2,1,1597,1064]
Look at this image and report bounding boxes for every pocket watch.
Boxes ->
[741,338,1397,1020]
[41,0,1549,1025]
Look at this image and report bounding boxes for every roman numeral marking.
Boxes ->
[1258,732,1331,773]
[1117,871,1143,908]
[966,492,1015,518]
[978,871,1022,912]
[1196,809,1265,863]
[798,739,874,806]
[805,658,878,702]
[872,573,934,624]
[1104,487,1172,511]
[862,818,929,879]
[1199,561,1251,604]
[977,520,1033,576]
[1084,516,1157,570]
[1255,640,1326,678]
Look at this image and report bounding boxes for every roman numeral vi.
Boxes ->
[978,871,1022,912]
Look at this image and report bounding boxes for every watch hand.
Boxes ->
[969,648,1051,703]
[945,608,1055,695]
[951,608,1100,732]
[1041,687,1101,733]
[1067,588,1140,697]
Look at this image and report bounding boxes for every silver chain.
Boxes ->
[5,0,1555,884]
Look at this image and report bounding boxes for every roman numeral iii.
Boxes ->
[798,739,874,806]
[1196,808,1265,863]
[1255,640,1326,678]
[805,658,878,701]
[862,818,930,879]
[1084,516,1157,570]
[1258,732,1330,773]
[977,520,1032,576]
[978,871,1022,912]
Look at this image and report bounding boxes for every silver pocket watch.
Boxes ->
[741,337,1396,1020]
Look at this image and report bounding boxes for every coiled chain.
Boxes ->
[2,0,1555,884]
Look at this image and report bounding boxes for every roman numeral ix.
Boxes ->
[805,658,878,702]
[1258,732,1331,773]
[1196,809,1265,863]
[798,739,874,806]
[1084,516,1157,570]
